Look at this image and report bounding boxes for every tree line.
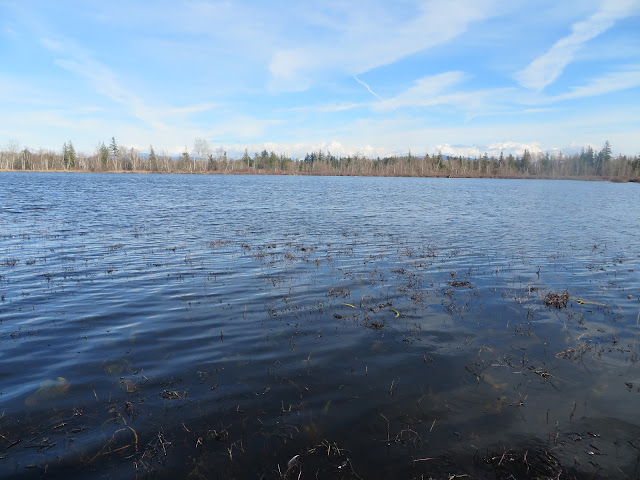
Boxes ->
[1,138,639,180]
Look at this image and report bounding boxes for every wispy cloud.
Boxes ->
[41,36,222,130]
[280,70,511,119]
[0,74,59,107]
[550,66,640,101]
[373,72,516,122]
[353,75,380,99]
[376,71,467,110]
[168,103,221,115]
[282,102,365,113]
[269,0,498,91]
[515,0,640,90]
[41,36,168,128]
[55,58,169,130]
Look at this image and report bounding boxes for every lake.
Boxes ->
[1,172,639,479]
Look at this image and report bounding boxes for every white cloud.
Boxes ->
[41,34,170,129]
[0,74,58,106]
[521,108,558,114]
[550,66,640,101]
[281,72,512,115]
[353,75,380,99]
[515,0,640,90]
[425,141,543,158]
[281,71,518,120]
[372,72,516,122]
[515,65,640,106]
[168,103,221,115]
[223,140,395,159]
[41,36,225,132]
[53,57,161,125]
[222,140,546,160]
[269,49,314,91]
[282,102,365,113]
[376,71,467,110]
[269,0,498,91]
[302,104,640,157]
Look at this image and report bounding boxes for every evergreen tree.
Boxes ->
[520,149,531,173]
[241,149,251,168]
[149,146,158,171]
[63,141,76,170]
[580,146,595,174]
[181,148,190,162]
[109,137,118,158]
[599,140,612,175]
[602,140,612,162]
[98,142,109,168]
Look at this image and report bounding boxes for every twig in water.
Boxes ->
[129,426,139,452]
[498,448,506,467]
[282,376,305,392]
[6,439,21,449]
[343,458,364,480]
[570,401,577,422]
[379,413,390,445]
[413,457,437,463]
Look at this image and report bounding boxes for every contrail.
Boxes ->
[353,75,380,99]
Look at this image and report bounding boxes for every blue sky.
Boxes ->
[1,0,639,159]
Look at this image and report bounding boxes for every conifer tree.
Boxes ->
[99,142,109,168]
[109,137,118,158]
[63,141,76,170]
[149,146,158,171]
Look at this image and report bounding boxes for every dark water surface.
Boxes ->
[1,173,639,479]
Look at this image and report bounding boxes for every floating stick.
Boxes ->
[572,297,606,306]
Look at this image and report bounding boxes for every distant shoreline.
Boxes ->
[1,168,638,183]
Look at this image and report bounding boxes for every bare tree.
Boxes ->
[4,140,19,170]
[193,138,210,172]
[20,147,30,170]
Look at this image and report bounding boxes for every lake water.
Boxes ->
[1,172,639,479]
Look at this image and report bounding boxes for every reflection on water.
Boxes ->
[0,173,639,478]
